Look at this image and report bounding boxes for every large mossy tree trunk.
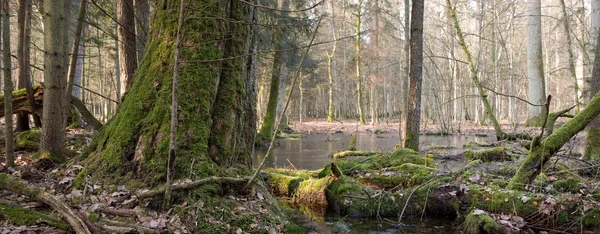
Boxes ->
[507,36,600,190]
[81,0,253,185]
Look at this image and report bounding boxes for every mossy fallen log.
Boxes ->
[0,173,91,233]
[0,86,43,117]
[0,86,102,131]
[332,150,377,158]
[0,203,69,230]
[275,133,302,139]
[266,173,304,196]
[357,163,437,189]
[464,147,508,162]
[291,177,334,214]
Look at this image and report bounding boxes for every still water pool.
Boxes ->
[256,133,495,233]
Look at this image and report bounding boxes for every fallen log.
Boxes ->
[0,86,43,117]
[0,173,91,234]
[0,86,102,131]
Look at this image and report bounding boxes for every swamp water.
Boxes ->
[254,133,495,233]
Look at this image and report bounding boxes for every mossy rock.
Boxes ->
[0,204,69,230]
[385,148,433,166]
[553,178,583,193]
[462,211,500,234]
[464,147,507,162]
[15,129,41,150]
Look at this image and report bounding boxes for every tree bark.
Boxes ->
[82,0,252,185]
[508,31,600,190]
[117,0,137,100]
[3,0,14,167]
[15,0,29,131]
[326,0,336,123]
[65,0,87,122]
[584,0,600,161]
[403,0,424,151]
[525,0,547,126]
[400,0,410,142]
[134,0,149,64]
[40,0,68,156]
[355,0,366,125]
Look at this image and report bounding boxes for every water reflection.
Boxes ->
[254,133,494,170]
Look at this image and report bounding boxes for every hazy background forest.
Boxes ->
[1,0,592,130]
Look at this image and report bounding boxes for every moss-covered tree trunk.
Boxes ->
[446,0,505,139]
[258,0,290,141]
[507,36,600,190]
[81,0,252,185]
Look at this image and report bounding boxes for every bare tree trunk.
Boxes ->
[15,0,29,131]
[65,0,87,121]
[525,0,547,126]
[584,0,600,161]
[400,0,410,141]
[3,0,14,167]
[403,0,424,151]
[134,0,149,64]
[40,0,68,156]
[559,0,580,113]
[117,0,137,100]
[355,0,366,125]
[326,0,336,123]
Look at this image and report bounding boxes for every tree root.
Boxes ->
[137,176,250,200]
[98,219,159,234]
[0,173,92,234]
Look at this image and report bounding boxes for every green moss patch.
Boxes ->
[464,147,508,162]
[0,204,69,230]
[462,211,500,234]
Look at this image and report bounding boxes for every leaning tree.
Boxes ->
[79,0,256,185]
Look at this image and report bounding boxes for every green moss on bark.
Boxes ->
[80,0,240,186]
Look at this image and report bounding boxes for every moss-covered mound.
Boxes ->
[0,204,69,230]
[464,147,507,162]
[15,129,41,150]
[462,211,500,234]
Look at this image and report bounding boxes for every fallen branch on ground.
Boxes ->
[137,176,251,199]
[0,173,92,234]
